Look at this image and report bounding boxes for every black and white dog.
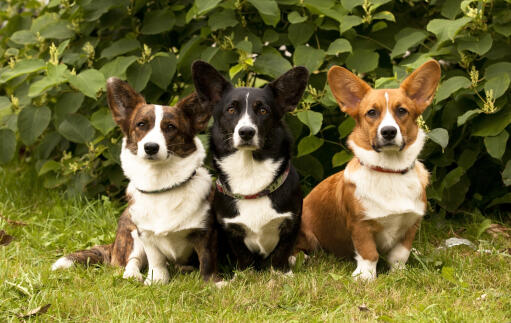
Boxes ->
[192,61,309,272]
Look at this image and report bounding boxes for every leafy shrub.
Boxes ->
[0,0,510,216]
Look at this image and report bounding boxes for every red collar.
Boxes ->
[358,158,414,175]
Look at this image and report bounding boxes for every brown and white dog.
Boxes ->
[52,78,218,285]
[295,60,441,280]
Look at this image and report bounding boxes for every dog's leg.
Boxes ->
[351,222,378,281]
[123,230,146,282]
[193,228,219,283]
[143,241,169,285]
[387,219,420,271]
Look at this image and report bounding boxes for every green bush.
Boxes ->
[0,0,510,216]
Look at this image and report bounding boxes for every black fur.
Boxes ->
[192,61,309,271]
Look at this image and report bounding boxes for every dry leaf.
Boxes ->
[18,304,51,319]
[0,230,13,246]
[358,304,370,311]
[0,214,28,226]
[486,224,511,238]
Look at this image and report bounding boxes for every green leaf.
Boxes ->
[68,69,106,99]
[141,9,176,34]
[288,11,307,24]
[373,11,395,22]
[18,106,51,145]
[338,117,355,138]
[435,76,471,102]
[127,63,152,92]
[254,53,292,78]
[457,33,493,55]
[484,130,508,160]
[29,64,69,97]
[297,110,323,135]
[442,167,465,189]
[288,22,315,46]
[502,161,511,186]
[341,0,363,11]
[293,45,325,72]
[332,150,352,167]
[38,160,61,176]
[55,92,85,117]
[0,129,16,164]
[149,53,177,90]
[247,0,281,27]
[297,135,324,157]
[340,15,363,33]
[196,0,222,15]
[100,56,138,80]
[40,21,74,39]
[58,114,95,143]
[457,109,481,126]
[91,108,116,135]
[208,9,238,31]
[0,96,11,119]
[100,38,140,59]
[293,155,324,181]
[326,38,352,55]
[391,28,428,58]
[0,59,46,83]
[472,108,511,137]
[229,64,244,79]
[488,192,511,207]
[441,0,462,19]
[427,128,449,149]
[346,50,379,73]
[426,17,471,43]
[484,74,510,99]
[11,30,37,45]
[485,62,511,80]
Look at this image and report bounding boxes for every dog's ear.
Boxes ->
[192,60,232,109]
[400,60,441,113]
[106,77,146,134]
[267,66,309,114]
[328,66,371,118]
[178,92,212,134]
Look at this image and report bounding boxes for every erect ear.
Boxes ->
[400,60,441,113]
[267,66,309,114]
[106,77,146,134]
[327,66,371,118]
[191,60,232,109]
[178,92,213,134]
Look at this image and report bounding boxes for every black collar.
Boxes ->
[136,170,197,194]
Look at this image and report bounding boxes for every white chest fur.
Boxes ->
[139,230,195,263]
[217,150,291,257]
[374,213,421,252]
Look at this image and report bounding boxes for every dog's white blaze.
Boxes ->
[137,105,168,160]
[386,243,411,270]
[233,93,259,148]
[377,92,403,148]
[352,252,377,281]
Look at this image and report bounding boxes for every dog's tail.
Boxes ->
[51,244,113,271]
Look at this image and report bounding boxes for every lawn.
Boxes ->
[1,164,510,322]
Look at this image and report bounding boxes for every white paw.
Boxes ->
[51,257,74,271]
[144,267,170,285]
[215,280,229,289]
[352,267,376,281]
[288,256,296,267]
[123,267,144,282]
[387,244,410,272]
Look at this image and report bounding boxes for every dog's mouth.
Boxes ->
[372,140,405,153]
[235,142,258,150]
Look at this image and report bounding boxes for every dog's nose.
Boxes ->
[380,126,397,140]
[238,127,256,141]
[144,142,159,155]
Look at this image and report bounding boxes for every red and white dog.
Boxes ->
[295,60,441,280]
[52,78,218,285]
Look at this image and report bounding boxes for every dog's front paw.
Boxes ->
[387,244,410,272]
[352,267,376,281]
[123,266,144,282]
[144,267,170,285]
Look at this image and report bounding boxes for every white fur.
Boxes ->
[137,105,168,160]
[352,253,377,281]
[386,243,411,271]
[233,93,259,148]
[51,257,74,271]
[217,150,291,258]
[123,137,212,284]
[374,213,420,252]
[377,92,403,149]
[349,128,426,171]
[122,229,146,282]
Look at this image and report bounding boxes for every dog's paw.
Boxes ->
[214,280,229,289]
[144,267,170,285]
[51,257,74,271]
[288,256,296,267]
[123,267,144,282]
[352,267,376,281]
[387,244,410,272]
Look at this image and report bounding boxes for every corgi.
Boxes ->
[294,60,441,280]
[192,61,309,272]
[52,78,218,285]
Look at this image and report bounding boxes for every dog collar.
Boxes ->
[358,158,414,175]
[136,170,197,194]
[216,162,291,200]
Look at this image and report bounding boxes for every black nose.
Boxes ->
[380,126,397,140]
[238,127,255,141]
[144,142,159,155]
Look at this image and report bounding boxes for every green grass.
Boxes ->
[1,165,510,322]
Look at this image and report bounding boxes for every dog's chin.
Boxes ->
[235,144,258,151]
[141,154,171,163]
[372,141,404,153]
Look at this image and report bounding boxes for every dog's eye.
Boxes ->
[137,121,145,128]
[397,107,408,116]
[259,107,268,115]
[227,106,236,115]
[166,124,175,131]
[366,109,378,118]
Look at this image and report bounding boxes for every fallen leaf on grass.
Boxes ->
[0,214,28,226]
[17,304,51,319]
[0,230,13,246]
[358,304,370,311]
[486,224,511,238]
